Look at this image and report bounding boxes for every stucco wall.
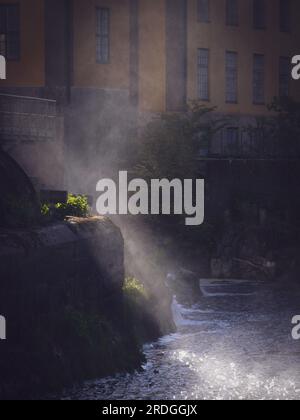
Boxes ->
[73,0,130,90]
[0,0,45,88]
[187,0,300,115]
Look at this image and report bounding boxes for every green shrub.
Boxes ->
[55,194,90,219]
[41,203,50,217]
[123,277,148,301]
[123,277,161,345]
[133,102,226,181]
[41,194,90,221]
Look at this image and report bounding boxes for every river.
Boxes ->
[62,279,300,400]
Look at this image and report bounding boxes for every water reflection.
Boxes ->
[62,280,300,400]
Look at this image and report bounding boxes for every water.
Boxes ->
[62,279,300,400]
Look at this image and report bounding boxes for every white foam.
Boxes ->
[200,289,256,298]
[171,297,185,326]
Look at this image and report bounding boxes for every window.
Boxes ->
[225,127,239,155]
[225,51,238,103]
[226,0,239,26]
[279,57,290,97]
[279,0,291,33]
[253,54,265,104]
[198,48,209,101]
[96,8,110,64]
[0,4,20,60]
[253,0,266,30]
[198,0,210,23]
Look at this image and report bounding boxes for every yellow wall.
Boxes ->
[137,0,300,115]
[73,0,167,111]
[138,0,166,113]
[0,0,45,87]
[73,0,130,89]
[187,0,300,116]
[0,0,299,116]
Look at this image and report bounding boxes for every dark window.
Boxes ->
[198,0,210,23]
[198,48,209,101]
[279,57,290,97]
[96,8,110,64]
[0,4,20,60]
[225,127,239,155]
[279,0,291,32]
[226,0,239,26]
[253,0,266,29]
[226,51,238,103]
[253,54,265,104]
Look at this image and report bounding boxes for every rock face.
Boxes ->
[0,217,143,399]
[0,154,175,399]
[0,149,40,228]
[211,224,281,281]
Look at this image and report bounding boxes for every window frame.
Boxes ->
[224,127,240,156]
[279,0,291,33]
[279,56,290,98]
[253,53,265,105]
[226,0,239,27]
[197,48,210,101]
[0,3,21,61]
[197,0,210,23]
[96,7,110,65]
[253,0,266,30]
[225,50,238,104]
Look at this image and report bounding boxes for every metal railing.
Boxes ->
[205,130,300,160]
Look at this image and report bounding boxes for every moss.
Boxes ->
[123,277,161,346]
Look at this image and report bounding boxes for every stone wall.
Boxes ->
[0,93,64,190]
[0,217,143,399]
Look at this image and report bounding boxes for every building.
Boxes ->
[0,0,300,191]
[0,0,64,189]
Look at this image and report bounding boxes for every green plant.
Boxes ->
[55,194,90,219]
[269,97,300,154]
[41,194,90,221]
[133,102,226,181]
[123,277,148,301]
[63,307,113,345]
[41,203,50,217]
[245,97,300,157]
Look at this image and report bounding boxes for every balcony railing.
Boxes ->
[204,130,300,160]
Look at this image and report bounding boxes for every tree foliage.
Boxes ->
[134,102,225,180]
[269,97,300,154]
